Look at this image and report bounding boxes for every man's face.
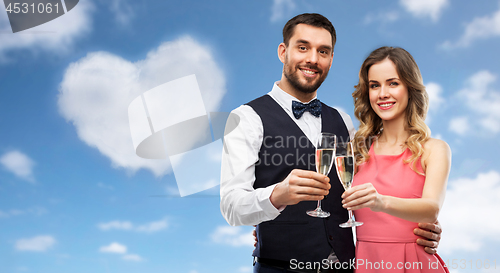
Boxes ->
[281,24,333,94]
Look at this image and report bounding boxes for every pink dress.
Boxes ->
[352,144,449,272]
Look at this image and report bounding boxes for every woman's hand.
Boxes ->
[341,183,386,211]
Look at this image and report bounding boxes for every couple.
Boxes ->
[220,13,450,273]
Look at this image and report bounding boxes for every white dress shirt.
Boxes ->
[220,82,355,226]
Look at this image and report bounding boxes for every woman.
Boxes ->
[342,46,451,272]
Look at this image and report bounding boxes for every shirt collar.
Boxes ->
[269,81,318,112]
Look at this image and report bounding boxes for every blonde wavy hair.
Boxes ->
[352,46,431,174]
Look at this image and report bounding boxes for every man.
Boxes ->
[220,13,441,273]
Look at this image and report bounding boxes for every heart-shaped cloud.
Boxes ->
[58,36,226,176]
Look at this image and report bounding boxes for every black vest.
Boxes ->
[247,95,355,264]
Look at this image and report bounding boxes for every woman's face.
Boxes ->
[368,58,409,123]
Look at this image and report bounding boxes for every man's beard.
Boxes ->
[283,61,329,94]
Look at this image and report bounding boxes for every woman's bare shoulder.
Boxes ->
[423,138,452,161]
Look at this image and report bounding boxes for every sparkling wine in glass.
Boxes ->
[307,133,336,218]
[335,141,363,228]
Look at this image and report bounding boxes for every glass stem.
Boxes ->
[316,200,322,211]
[348,210,354,221]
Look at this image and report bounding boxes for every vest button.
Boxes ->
[329,236,334,240]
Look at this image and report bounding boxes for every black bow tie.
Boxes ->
[292,99,322,119]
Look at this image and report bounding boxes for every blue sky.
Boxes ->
[1,0,500,272]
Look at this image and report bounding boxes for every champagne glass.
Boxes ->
[307,133,336,218]
[335,141,363,228]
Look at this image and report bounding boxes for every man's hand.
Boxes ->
[414,221,442,255]
[270,169,330,208]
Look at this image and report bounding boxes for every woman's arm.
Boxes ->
[341,139,451,223]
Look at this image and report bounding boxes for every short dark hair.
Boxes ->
[282,13,336,49]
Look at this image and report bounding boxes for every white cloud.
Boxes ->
[99,242,127,254]
[0,1,93,60]
[332,105,348,115]
[426,82,445,112]
[58,36,226,177]
[0,151,36,183]
[453,71,500,135]
[440,171,500,254]
[135,219,168,233]
[432,133,443,140]
[98,218,168,233]
[10,209,24,216]
[0,207,47,218]
[165,185,180,196]
[363,11,400,25]
[122,254,144,262]
[109,0,135,26]
[98,221,133,231]
[399,0,448,22]
[442,6,500,48]
[210,226,254,247]
[270,0,296,22]
[239,266,252,273]
[99,242,146,261]
[425,82,445,124]
[364,0,447,26]
[15,235,55,252]
[448,117,469,135]
[208,141,223,163]
[97,182,114,190]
